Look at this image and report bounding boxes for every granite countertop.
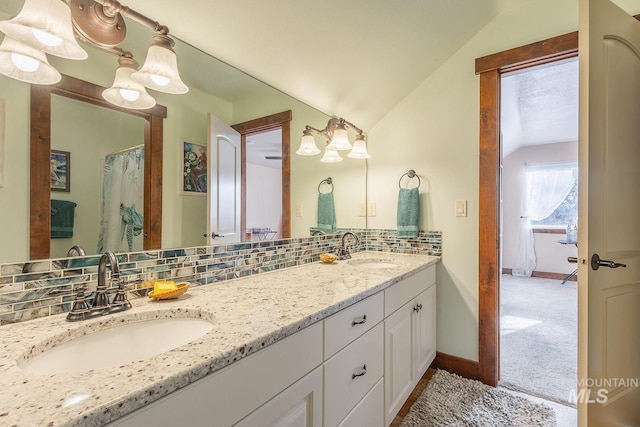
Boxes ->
[0,251,439,426]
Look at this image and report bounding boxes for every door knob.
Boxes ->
[591,253,626,270]
[203,232,221,238]
[567,257,578,263]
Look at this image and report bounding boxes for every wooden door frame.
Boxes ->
[232,110,292,239]
[475,33,578,386]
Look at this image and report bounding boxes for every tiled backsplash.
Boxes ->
[0,229,442,325]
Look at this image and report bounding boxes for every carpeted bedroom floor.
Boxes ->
[500,274,577,406]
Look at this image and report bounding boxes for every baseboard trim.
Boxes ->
[501,268,576,282]
[430,352,480,382]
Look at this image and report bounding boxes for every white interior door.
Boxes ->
[579,0,640,424]
[207,113,241,244]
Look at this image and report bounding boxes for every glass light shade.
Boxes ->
[103,59,156,110]
[327,127,352,150]
[0,0,87,60]
[320,146,343,163]
[0,36,61,84]
[131,35,188,94]
[296,134,321,156]
[347,136,371,159]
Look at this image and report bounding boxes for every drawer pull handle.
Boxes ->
[413,303,423,313]
[352,315,367,326]
[352,364,367,379]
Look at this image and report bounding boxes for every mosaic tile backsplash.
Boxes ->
[0,229,441,325]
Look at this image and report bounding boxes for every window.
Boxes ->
[529,162,578,227]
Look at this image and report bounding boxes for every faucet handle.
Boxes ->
[67,286,90,321]
[111,279,132,311]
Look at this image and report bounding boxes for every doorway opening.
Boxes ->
[244,128,283,241]
[232,110,292,239]
[499,58,578,404]
[475,31,578,387]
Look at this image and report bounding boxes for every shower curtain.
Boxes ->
[97,145,144,253]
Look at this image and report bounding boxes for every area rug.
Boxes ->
[400,370,556,427]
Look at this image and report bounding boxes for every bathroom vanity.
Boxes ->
[0,252,438,426]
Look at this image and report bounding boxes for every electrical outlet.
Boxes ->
[296,204,303,217]
[455,200,467,217]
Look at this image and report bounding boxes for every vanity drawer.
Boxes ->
[337,377,384,427]
[384,266,435,316]
[324,323,384,427]
[324,291,384,359]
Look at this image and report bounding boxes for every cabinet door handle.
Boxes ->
[352,314,367,326]
[413,303,422,313]
[352,364,367,379]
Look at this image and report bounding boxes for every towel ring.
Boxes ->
[399,170,421,189]
[318,177,334,193]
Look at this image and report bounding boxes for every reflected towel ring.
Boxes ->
[399,170,421,189]
[318,177,334,193]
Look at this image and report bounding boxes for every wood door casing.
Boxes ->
[475,32,578,386]
[232,110,292,239]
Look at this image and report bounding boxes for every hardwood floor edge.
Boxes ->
[430,351,481,382]
[501,268,577,282]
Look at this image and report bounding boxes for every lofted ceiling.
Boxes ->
[113,0,540,129]
[117,0,640,129]
[2,0,639,131]
[501,57,579,157]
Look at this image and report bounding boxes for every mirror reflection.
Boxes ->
[50,95,146,258]
[0,2,367,265]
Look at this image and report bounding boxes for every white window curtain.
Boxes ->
[512,162,577,277]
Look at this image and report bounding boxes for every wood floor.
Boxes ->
[389,368,437,426]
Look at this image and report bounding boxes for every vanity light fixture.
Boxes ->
[0,36,62,84]
[297,117,371,162]
[0,0,189,109]
[102,55,156,109]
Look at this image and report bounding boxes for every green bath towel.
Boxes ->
[397,187,419,239]
[51,199,77,239]
[317,192,336,234]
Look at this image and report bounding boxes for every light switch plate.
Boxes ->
[296,204,303,217]
[367,202,377,217]
[455,200,467,217]
[359,203,367,217]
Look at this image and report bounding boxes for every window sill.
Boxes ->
[532,227,565,234]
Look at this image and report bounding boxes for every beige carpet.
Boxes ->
[399,370,556,427]
[500,274,577,404]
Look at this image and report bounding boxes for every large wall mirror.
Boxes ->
[0,2,367,265]
[30,75,167,260]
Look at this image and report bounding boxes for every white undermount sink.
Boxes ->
[19,317,214,374]
[348,259,399,269]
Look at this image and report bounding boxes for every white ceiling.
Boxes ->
[501,57,579,157]
[3,0,639,131]
[109,0,539,129]
[246,129,282,169]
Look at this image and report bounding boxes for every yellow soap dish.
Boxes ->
[148,283,189,300]
[320,253,338,264]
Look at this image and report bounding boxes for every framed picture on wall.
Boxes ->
[180,140,207,195]
[50,150,70,192]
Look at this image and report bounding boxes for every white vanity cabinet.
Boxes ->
[108,322,323,427]
[383,266,436,426]
[108,263,436,427]
[323,292,385,427]
[235,367,323,427]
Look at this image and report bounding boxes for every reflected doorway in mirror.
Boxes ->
[180,140,207,195]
